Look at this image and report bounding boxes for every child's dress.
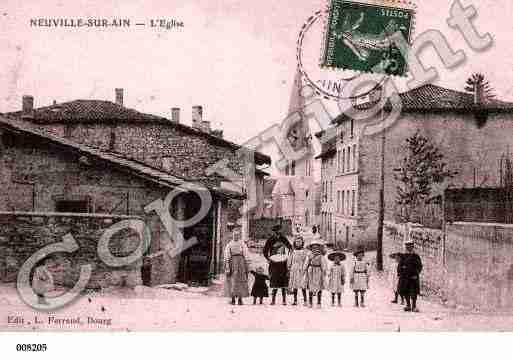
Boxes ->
[304,251,327,292]
[287,248,308,290]
[350,260,370,291]
[327,263,346,294]
[250,271,269,298]
[389,261,400,292]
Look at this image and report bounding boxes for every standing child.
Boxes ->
[250,267,269,305]
[350,245,370,308]
[288,236,309,306]
[327,251,346,307]
[304,240,327,308]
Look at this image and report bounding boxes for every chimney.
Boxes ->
[115,88,124,106]
[171,107,180,123]
[22,95,34,116]
[201,120,211,133]
[192,105,202,129]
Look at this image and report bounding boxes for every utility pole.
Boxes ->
[376,109,385,271]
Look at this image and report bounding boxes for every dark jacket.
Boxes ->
[398,252,423,296]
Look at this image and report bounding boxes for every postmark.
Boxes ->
[321,0,416,76]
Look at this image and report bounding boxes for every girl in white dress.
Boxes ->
[327,251,346,307]
[287,236,308,305]
[350,246,370,307]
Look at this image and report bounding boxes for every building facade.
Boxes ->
[317,84,513,249]
[4,90,271,286]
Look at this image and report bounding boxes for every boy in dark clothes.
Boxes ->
[250,267,270,305]
[398,240,423,312]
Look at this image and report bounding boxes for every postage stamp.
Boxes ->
[321,0,415,76]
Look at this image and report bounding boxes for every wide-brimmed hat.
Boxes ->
[307,239,325,250]
[327,251,346,262]
[404,239,414,246]
[227,222,241,228]
[353,245,365,256]
[389,252,403,259]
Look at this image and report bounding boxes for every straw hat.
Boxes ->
[306,239,324,250]
[327,251,347,262]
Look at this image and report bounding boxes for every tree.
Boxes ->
[465,73,496,104]
[393,132,457,223]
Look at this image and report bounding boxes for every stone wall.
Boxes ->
[445,222,513,310]
[46,122,249,182]
[383,220,513,311]
[0,212,144,290]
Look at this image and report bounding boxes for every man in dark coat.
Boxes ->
[263,223,292,305]
[398,240,423,312]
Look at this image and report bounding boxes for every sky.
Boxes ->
[1,0,512,152]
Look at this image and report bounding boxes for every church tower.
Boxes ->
[271,68,318,230]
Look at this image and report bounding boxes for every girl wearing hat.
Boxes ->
[327,251,346,307]
[350,246,370,307]
[287,235,309,306]
[303,240,327,308]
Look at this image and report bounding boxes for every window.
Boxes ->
[347,146,351,172]
[330,181,333,202]
[346,190,350,215]
[337,190,340,212]
[291,160,296,176]
[352,144,357,172]
[285,163,289,176]
[342,149,345,173]
[341,191,345,214]
[55,200,89,213]
[351,190,356,216]
[350,119,354,138]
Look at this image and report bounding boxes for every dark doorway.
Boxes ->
[141,262,152,286]
[177,192,214,286]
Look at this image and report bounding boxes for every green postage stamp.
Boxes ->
[321,0,415,76]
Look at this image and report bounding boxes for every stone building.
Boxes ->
[3,90,271,287]
[316,84,513,249]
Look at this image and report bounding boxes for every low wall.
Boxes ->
[383,220,513,311]
[445,222,513,310]
[0,212,145,290]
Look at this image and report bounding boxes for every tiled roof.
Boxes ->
[9,100,162,122]
[6,99,271,165]
[0,116,244,200]
[332,84,513,125]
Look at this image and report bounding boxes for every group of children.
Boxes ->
[249,235,370,308]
